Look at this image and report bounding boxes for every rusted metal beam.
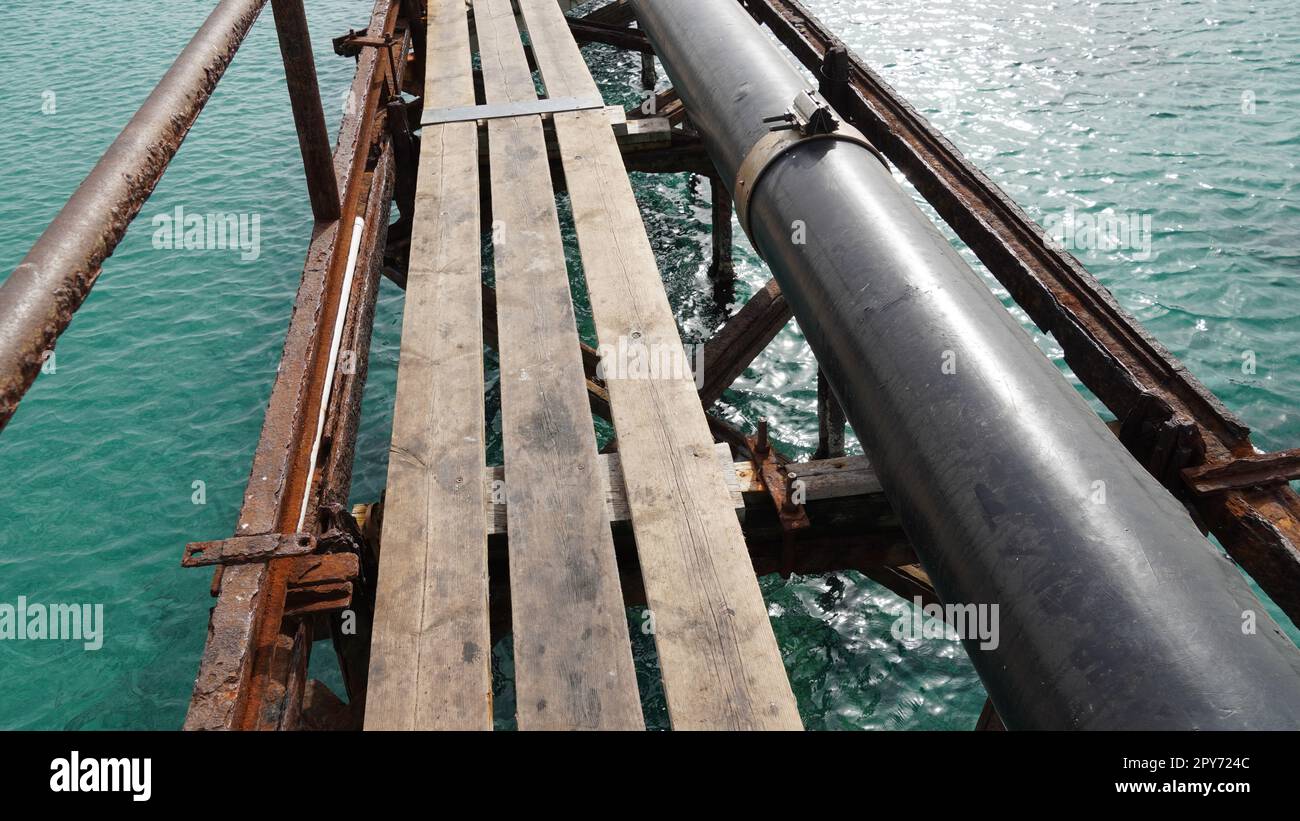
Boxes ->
[742,0,1300,625]
[185,0,405,731]
[272,0,341,222]
[183,533,316,568]
[0,0,269,432]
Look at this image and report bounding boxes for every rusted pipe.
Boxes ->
[0,0,268,431]
[271,0,341,222]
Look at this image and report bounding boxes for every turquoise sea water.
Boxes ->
[0,0,1296,729]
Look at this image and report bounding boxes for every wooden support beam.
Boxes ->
[698,279,792,406]
[1182,448,1300,496]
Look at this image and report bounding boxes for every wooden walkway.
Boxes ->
[366,0,801,730]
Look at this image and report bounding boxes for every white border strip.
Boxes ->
[296,216,367,532]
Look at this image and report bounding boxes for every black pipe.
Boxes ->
[631,0,1300,728]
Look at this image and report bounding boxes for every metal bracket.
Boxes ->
[746,419,811,579]
[421,96,607,126]
[333,28,392,57]
[183,533,317,568]
[734,93,886,244]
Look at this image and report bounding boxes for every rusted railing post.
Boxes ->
[0,0,269,432]
[271,0,341,223]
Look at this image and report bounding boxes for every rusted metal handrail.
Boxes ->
[0,0,269,432]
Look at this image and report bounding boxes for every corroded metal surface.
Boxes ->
[185,0,406,730]
[0,0,269,431]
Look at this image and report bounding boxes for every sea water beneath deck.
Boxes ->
[0,0,1296,729]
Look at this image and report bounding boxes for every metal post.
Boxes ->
[814,368,845,459]
[708,175,735,281]
[272,0,342,223]
[640,51,657,90]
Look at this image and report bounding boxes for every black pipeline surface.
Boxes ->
[631,0,1300,728]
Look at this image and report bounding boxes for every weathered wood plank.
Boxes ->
[365,0,490,731]
[487,443,743,534]
[519,0,802,729]
[478,0,643,730]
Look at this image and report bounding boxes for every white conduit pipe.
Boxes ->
[297,216,366,532]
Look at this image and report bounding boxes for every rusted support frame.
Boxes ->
[272,0,341,222]
[308,144,396,719]
[185,0,405,731]
[0,0,269,433]
[743,0,1300,624]
[383,97,419,276]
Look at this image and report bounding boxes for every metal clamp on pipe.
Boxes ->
[734,90,886,243]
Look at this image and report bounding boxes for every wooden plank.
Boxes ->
[486,443,743,534]
[478,0,643,730]
[519,0,802,729]
[365,0,491,730]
